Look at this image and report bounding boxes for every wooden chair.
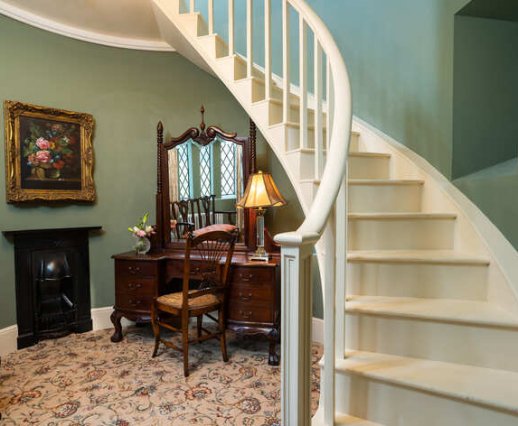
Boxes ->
[170,195,237,240]
[151,224,238,376]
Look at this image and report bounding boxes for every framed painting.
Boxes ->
[4,100,96,203]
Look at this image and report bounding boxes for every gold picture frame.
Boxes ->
[4,100,96,203]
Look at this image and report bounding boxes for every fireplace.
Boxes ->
[3,226,101,349]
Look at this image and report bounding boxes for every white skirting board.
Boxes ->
[0,309,325,356]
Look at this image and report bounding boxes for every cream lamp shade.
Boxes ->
[237,171,287,209]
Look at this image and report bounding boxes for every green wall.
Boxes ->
[305,0,469,178]
[0,15,304,329]
[453,16,518,178]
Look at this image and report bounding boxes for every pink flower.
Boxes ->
[35,150,52,163]
[136,229,147,238]
[36,137,50,150]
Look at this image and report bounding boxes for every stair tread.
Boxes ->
[335,412,385,425]
[349,152,391,158]
[348,249,490,265]
[336,350,518,414]
[346,295,518,328]
[348,212,456,220]
[349,179,424,186]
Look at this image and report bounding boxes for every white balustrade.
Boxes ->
[174,1,352,424]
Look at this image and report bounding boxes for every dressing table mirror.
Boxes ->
[111,107,281,365]
[154,106,258,251]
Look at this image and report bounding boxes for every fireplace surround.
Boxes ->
[3,226,101,349]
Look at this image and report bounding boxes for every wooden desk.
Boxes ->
[110,250,280,365]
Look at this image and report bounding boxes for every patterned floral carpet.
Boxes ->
[0,326,322,425]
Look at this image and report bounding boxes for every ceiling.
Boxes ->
[0,0,174,51]
[458,0,518,23]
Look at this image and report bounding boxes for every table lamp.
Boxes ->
[237,171,287,261]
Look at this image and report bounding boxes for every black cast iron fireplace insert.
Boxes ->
[3,226,101,349]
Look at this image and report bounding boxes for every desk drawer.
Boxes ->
[116,292,154,312]
[166,260,209,280]
[231,266,274,286]
[228,301,273,323]
[228,283,273,303]
[116,277,156,296]
[117,260,157,278]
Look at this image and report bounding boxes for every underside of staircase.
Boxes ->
[151,1,518,425]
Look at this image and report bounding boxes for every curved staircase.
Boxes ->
[150,1,518,425]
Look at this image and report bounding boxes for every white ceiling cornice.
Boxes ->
[0,0,175,52]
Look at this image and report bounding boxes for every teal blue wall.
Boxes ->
[0,15,304,329]
[305,0,469,178]
[453,16,518,178]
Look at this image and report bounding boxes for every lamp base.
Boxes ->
[249,254,269,262]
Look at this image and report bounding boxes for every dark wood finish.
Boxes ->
[111,249,281,365]
[151,226,238,377]
[3,226,101,349]
[155,107,260,251]
[111,110,281,364]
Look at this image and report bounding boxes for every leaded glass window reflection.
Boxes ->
[220,141,236,197]
[199,145,212,196]
[177,143,191,200]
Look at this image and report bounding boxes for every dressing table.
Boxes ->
[110,112,281,365]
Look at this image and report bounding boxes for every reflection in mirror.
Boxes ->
[168,137,245,242]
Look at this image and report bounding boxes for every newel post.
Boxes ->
[276,232,320,426]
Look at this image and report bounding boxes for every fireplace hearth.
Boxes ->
[3,226,101,349]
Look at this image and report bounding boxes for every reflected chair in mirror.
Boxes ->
[151,224,238,377]
[170,195,237,240]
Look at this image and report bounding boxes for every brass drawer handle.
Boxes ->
[239,310,253,320]
[127,282,143,290]
[128,266,141,275]
[238,292,254,302]
[239,273,254,282]
[128,299,142,307]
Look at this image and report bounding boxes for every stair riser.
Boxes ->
[270,124,323,152]
[334,373,518,426]
[348,219,456,250]
[348,184,422,213]
[267,100,327,127]
[349,156,391,179]
[285,151,319,181]
[348,262,488,300]
[178,13,207,37]
[197,35,227,58]
[345,314,518,372]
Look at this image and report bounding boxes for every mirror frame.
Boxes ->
[154,108,258,252]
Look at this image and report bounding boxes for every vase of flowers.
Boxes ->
[128,213,155,255]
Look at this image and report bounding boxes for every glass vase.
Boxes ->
[133,236,151,255]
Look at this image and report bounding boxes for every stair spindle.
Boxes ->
[247,0,253,79]
[264,0,272,99]
[208,0,214,35]
[282,0,290,124]
[228,0,234,55]
[189,0,195,13]
[314,38,323,179]
[326,56,332,151]
[299,15,308,149]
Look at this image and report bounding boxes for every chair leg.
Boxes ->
[219,307,228,363]
[197,315,203,340]
[182,314,190,377]
[151,302,160,358]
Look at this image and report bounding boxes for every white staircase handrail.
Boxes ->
[274,2,352,426]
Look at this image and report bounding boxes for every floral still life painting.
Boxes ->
[4,100,96,203]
